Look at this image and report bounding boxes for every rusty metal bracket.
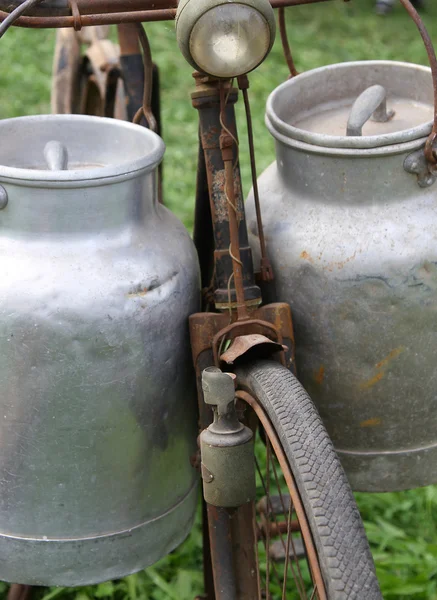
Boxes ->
[190,303,295,377]
[212,319,283,366]
[404,146,437,188]
[189,303,295,434]
[220,334,286,365]
[68,0,82,30]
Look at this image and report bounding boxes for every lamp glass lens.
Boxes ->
[189,4,270,78]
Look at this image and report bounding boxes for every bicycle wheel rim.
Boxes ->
[236,389,327,600]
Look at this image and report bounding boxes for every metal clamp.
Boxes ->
[404,146,437,188]
[347,85,395,137]
[68,0,82,31]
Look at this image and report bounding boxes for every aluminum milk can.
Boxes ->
[0,115,200,585]
[247,61,437,492]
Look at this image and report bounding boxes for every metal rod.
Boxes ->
[223,154,249,320]
[273,0,334,5]
[118,22,141,55]
[239,77,274,283]
[230,502,262,599]
[278,7,299,77]
[0,0,177,17]
[398,0,437,164]
[133,24,157,131]
[207,505,238,600]
[0,0,42,37]
[0,0,335,28]
[0,8,176,27]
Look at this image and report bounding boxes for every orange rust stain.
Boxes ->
[315,366,325,385]
[360,346,405,391]
[375,346,405,370]
[300,250,314,263]
[300,249,362,271]
[323,251,357,272]
[127,288,148,298]
[360,417,382,428]
[360,371,384,390]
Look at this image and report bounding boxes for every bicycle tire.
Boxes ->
[235,359,381,600]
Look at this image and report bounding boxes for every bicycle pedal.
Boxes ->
[257,494,291,517]
[269,538,306,562]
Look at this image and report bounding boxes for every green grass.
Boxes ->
[2,0,437,597]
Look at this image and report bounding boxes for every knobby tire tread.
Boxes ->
[236,360,382,600]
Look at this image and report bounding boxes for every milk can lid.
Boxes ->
[266,61,434,151]
[0,114,165,184]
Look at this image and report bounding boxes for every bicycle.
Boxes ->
[1,0,431,597]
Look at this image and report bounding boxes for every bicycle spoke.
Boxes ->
[252,509,263,600]
[256,448,307,599]
[255,457,288,596]
[255,503,286,596]
[271,454,308,597]
[282,500,293,600]
[266,439,271,599]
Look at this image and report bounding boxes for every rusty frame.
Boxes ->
[192,76,261,311]
[189,304,295,381]
[0,0,337,28]
[190,69,297,594]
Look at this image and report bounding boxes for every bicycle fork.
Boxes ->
[189,75,296,600]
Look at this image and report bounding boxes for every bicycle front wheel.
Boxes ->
[228,359,381,600]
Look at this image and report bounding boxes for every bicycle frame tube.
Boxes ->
[192,76,261,312]
[190,71,298,599]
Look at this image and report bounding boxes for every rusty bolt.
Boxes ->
[219,133,233,149]
[220,133,234,162]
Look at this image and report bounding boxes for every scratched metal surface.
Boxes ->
[0,116,200,584]
[247,62,437,492]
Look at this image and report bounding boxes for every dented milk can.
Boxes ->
[247,61,437,492]
[0,115,199,585]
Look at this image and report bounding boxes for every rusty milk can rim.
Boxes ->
[266,60,433,151]
[0,114,165,184]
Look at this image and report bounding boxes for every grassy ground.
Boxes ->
[1,0,437,598]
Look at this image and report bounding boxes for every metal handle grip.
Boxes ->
[346,85,395,137]
[44,140,69,170]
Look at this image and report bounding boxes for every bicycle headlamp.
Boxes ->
[175,0,276,78]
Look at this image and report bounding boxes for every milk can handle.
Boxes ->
[400,0,437,164]
[44,141,69,170]
[346,85,394,137]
